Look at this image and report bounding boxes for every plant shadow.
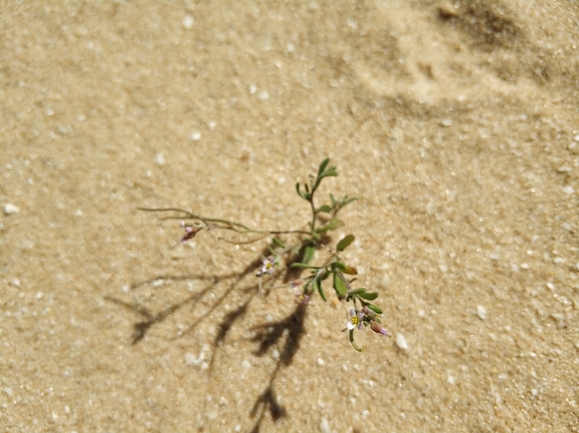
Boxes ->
[105,243,310,432]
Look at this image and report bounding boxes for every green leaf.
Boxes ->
[318,158,330,177]
[291,244,301,257]
[316,205,332,213]
[313,277,327,301]
[336,234,355,252]
[296,183,309,200]
[347,287,367,295]
[302,245,315,264]
[290,262,319,269]
[358,291,379,301]
[333,272,348,298]
[342,265,358,275]
[329,193,336,208]
[365,303,383,314]
[315,218,342,234]
[272,237,285,248]
[342,196,358,205]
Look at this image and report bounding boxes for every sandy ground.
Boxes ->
[2,1,579,432]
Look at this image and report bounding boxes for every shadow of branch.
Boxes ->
[106,242,310,430]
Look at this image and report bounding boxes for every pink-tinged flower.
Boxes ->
[295,292,310,305]
[179,221,198,243]
[289,279,303,289]
[256,256,276,277]
[370,321,389,336]
[347,309,364,331]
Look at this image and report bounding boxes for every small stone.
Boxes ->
[182,15,194,29]
[574,134,579,142]
[185,352,204,366]
[317,358,325,366]
[155,153,165,166]
[3,387,13,396]
[440,118,453,126]
[271,349,280,359]
[477,305,487,320]
[553,257,565,264]
[396,333,408,350]
[190,132,201,141]
[241,360,251,370]
[11,279,21,287]
[257,91,270,100]
[562,185,574,194]
[249,84,257,94]
[3,203,19,215]
[320,417,331,433]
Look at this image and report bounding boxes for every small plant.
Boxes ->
[140,158,389,351]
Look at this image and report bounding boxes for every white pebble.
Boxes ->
[185,351,204,366]
[257,91,270,100]
[574,134,579,142]
[477,305,487,320]
[3,203,19,215]
[396,333,408,350]
[562,185,574,194]
[241,360,251,370]
[553,257,565,264]
[320,417,331,433]
[182,15,194,29]
[440,118,452,127]
[249,84,257,94]
[317,358,325,366]
[11,279,21,287]
[271,349,280,359]
[190,131,201,141]
[3,387,13,396]
[155,153,165,166]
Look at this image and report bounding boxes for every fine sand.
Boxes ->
[2,1,579,431]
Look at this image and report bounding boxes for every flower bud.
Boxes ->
[361,306,376,320]
[370,321,389,336]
